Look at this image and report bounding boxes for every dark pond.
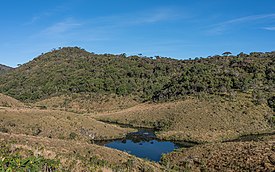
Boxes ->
[96,129,196,162]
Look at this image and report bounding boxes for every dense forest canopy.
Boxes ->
[0,47,275,110]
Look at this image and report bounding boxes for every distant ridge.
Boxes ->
[0,64,13,70]
[0,64,13,74]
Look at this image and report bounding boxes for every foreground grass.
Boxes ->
[0,132,162,171]
[0,143,60,171]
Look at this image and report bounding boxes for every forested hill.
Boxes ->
[0,64,13,74]
[0,47,275,110]
[0,47,184,101]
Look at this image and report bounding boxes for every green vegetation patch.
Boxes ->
[0,144,60,171]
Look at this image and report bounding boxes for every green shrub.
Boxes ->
[69,132,77,140]
[268,96,275,111]
[0,127,8,133]
[0,144,61,171]
[32,126,42,136]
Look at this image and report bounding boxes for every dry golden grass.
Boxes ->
[0,92,274,171]
[0,93,162,171]
[0,132,162,171]
[0,93,25,108]
[0,107,135,141]
[162,138,275,172]
[95,93,274,142]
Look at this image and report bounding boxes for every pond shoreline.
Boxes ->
[97,119,275,144]
[96,119,201,144]
[94,127,196,162]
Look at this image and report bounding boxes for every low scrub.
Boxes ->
[0,144,61,171]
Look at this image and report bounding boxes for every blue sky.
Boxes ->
[1,0,275,67]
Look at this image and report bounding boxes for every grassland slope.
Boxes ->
[161,138,275,171]
[0,132,162,171]
[0,107,135,141]
[0,93,25,107]
[96,93,274,142]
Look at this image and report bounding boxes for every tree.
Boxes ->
[222,52,232,56]
[237,52,248,58]
[120,53,127,58]
[268,96,275,111]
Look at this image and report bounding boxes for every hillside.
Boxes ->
[0,132,161,171]
[96,93,273,143]
[0,107,135,141]
[161,138,275,171]
[0,64,13,75]
[0,93,25,107]
[34,93,138,113]
[0,48,275,111]
[0,47,183,102]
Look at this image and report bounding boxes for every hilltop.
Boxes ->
[0,47,183,102]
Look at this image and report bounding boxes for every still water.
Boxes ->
[96,129,195,162]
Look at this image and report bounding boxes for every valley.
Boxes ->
[0,47,275,171]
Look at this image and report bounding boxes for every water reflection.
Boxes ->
[95,129,196,162]
[106,139,179,162]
